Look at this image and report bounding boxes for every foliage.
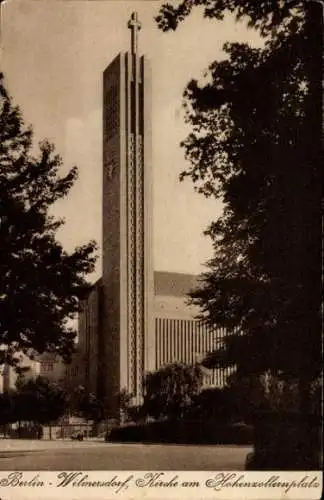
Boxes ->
[0,376,68,424]
[156,0,304,37]
[221,373,296,422]
[80,392,105,422]
[69,385,87,413]
[143,363,203,420]
[156,2,322,411]
[126,404,144,424]
[70,385,104,422]
[187,374,321,423]
[0,390,17,424]
[0,73,97,366]
[107,418,254,445]
[116,389,133,423]
[186,386,240,422]
[17,376,69,423]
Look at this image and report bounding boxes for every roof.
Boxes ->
[84,272,202,299]
[154,271,200,298]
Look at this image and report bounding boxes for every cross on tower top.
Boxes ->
[128,11,141,54]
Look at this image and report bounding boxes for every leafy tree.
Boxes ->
[0,74,97,366]
[79,392,105,423]
[156,0,305,36]
[0,390,17,424]
[69,385,87,414]
[187,386,240,422]
[116,389,133,423]
[156,1,321,405]
[69,385,104,422]
[143,363,203,420]
[156,0,322,467]
[126,404,144,424]
[15,376,69,424]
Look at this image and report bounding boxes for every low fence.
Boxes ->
[1,422,98,440]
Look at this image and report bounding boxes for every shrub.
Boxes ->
[107,420,254,445]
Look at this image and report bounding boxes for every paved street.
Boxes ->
[0,440,251,470]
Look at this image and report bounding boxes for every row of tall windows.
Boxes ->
[155,317,233,387]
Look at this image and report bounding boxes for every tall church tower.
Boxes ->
[101,13,154,410]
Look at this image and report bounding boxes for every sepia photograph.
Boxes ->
[0,0,322,489]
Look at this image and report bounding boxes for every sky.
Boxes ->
[1,0,263,280]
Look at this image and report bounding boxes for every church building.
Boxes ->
[78,13,228,413]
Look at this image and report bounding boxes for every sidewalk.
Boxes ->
[0,438,106,452]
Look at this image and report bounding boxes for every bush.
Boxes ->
[107,419,254,445]
[185,387,241,423]
[143,363,203,420]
